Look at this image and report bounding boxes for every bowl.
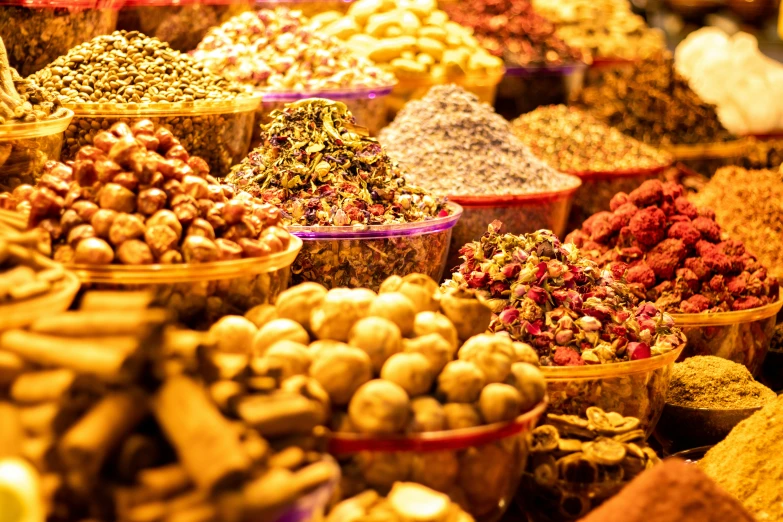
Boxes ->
[328,400,547,522]
[386,70,504,123]
[252,84,396,147]
[274,457,340,522]
[0,269,80,331]
[0,110,74,192]
[255,0,353,16]
[65,235,301,329]
[515,473,627,522]
[117,0,253,52]
[653,403,762,456]
[289,202,462,291]
[670,299,783,376]
[447,185,580,275]
[0,0,120,77]
[494,64,587,120]
[669,445,712,463]
[662,138,752,177]
[541,346,684,438]
[61,95,262,177]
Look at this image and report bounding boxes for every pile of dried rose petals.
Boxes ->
[566,180,780,313]
[446,222,685,366]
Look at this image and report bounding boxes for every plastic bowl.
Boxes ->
[0,269,80,331]
[670,299,783,376]
[669,445,712,463]
[328,400,547,522]
[65,235,301,329]
[516,473,626,522]
[288,202,462,291]
[275,457,340,522]
[653,403,762,455]
[0,0,120,77]
[0,110,74,192]
[61,95,262,177]
[255,0,353,16]
[494,64,587,120]
[385,70,504,122]
[117,0,253,53]
[541,346,684,438]
[447,185,580,275]
[252,84,395,147]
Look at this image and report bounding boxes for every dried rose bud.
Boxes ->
[187,218,216,240]
[145,225,179,259]
[67,224,96,247]
[74,237,114,264]
[182,235,219,263]
[109,214,146,246]
[216,238,243,260]
[99,183,136,213]
[147,209,183,239]
[117,239,154,265]
[137,188,167,216]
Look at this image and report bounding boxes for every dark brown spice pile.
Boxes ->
[668,356,776,409]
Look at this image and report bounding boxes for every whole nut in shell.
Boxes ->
[404,333,454,374]
[348,379,410,434]
[244,304,278,328]
[310,345,373,406]
[413,311,459,350]
[458,334,515,384]
[380,352,434,397]
[311,288,376,342]
[275,282,328,332]
[512,342,539,365]
[437,360,486,403]
[280,375,331,425]
[439,288,493,341]
[349,316,403,372]
[408,396,446,432]
[479,383,523,424]
[116,239,154,265]
[208,316,258,354]
[264,340,313,380]
[443,403,483,430]
[385,273,440,313]
[252,319,310,356]
[506,362,546,411]
[368,292,417,337]
[73,237,114,264]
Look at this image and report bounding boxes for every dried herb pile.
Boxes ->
[192,8,395,92]
[379,86,580,196]
[444,0,587,67]
[566,180,780,313]
[512,105,673,174]
[227,98,447,226]
[700,395,783,522]
[693,165,783,280]
[668,356,776,409]
[574,54,734,146]
[445,222,685,366]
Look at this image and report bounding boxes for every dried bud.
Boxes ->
[136,188,167,216]
[117,239,154,265]
[73,237,114,264]
[147,209,183,239]
[99,183,136,213]
[145,225,179,259]
[67,224,96,247]
[182,235,219,263]
[108,213,146,246]
[187,218,216,240]
[215,238,243,260]
[91,209,118,238]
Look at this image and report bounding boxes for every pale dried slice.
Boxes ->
[557,438,584,454]
[388,482,451,522]
[530,425,560,453]
[532,454,558,487]
[613,429,645,443]
[582,438,627,466]
[556,452,599,484]
[547,414,595,439]
[623,442,646,459]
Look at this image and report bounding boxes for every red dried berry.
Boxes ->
[629,207,666,247]
[681,294,710,313]
[692,216,721,242]
[626,261,656,289]
[629,179,664,208]
[667,221,701,248]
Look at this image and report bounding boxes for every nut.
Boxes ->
[479,383,523,424]
[368,292,417,337]
[73,237,114,265]
[458,334,515,384]
[413,311,459,350]
[208,315,259,354]
[404,333,453,374]
[310,344,373,406]
[408,396,446,433]
[252,319,310,356]
[380,352,433,397]
[108,214,146,246]
[349,316,403,372]
[116,239,154,265]
[348,379,410,434]
[275,282,328,332]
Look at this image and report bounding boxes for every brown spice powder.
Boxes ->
[668,356,776,409]
[700,395,783,521]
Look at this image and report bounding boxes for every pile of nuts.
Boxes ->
[207,273,547,516]
[310,0,504,80]
[193,8,395,92]
[328,484,476,522]
[566,180,780,313]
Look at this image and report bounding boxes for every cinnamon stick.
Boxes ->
[11,368,78,403]
[79,291,155,311]
[0,401,22,458]
[137,465,192,499]
[30,310,169,337]
[59,389,148,476]
[18,400,88,436]
[152,376,251,493]
[236,393,321,437]
[0,349,26,386]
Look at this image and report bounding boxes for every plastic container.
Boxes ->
[328,400,547,522]
[65,235,301,329]
[117,0,253,53]
[0,110,74,192]
[61,95,262,177]
[541,346,684,438]
[289,202,462,291]
[386,70,504,123]
[255,0,353,16]
[670,445,711,463]
[0,0,120,77]
[275,457,340,522]
[252,84,395,147]
[447,186,580,275]
[494,64,587,120]
[516,473,626,522]
[0,270,80,331]
[670,299,783,376]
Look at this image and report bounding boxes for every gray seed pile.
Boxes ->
[379,84,580,196]
[31,30,249,104]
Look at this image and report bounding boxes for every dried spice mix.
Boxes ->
[380,87,580,196]
[512,105,673,174]
[567,180,780,313]
[445,222,686,366]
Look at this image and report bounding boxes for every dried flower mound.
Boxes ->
[444,221,685,366]
[16,119,291,266]
[192,8,395,91]
[566,180,780,313]
[227,98,447,226]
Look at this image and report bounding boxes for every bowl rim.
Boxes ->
[567,162,673,181]
[393,68,506,87]
[662,402,765,414]
[258,83,397,102]
[327,399,547,454]
[65,235,302,284]
[540,345,684,379]
[123,0,251,6]
[504,62,589,77]
[448,181,582,207]
[669,444,714,462]
[0,109,74,140]
[0,0,119,7]
[289,201,462,240]
[63,93,263,117]
[670,297,783,326]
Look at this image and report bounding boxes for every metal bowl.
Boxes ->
[653,403,761,455]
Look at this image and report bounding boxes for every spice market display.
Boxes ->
[2,2,783,521]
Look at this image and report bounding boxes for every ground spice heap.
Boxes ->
[574,54,733,146]
[579,458,756,522]
[445,221,686,366]
[512,105,673,174]
[380,86,580,196]
[693,165,783,280]
[192,8,394,92]
[566,180,780,313]
[227,98,447,226]
[668,356,776,409]
[445,0,587,67]
[700,395,783,521]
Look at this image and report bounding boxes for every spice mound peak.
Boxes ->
[227,98,448,226]
[444,221,685,366]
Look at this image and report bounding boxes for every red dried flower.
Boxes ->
[692,216,721,242]
[667,221,700,248]
[626,261,656,289]
[629,207,666,247]
[553,346,585,366]
[629,179,664,208]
